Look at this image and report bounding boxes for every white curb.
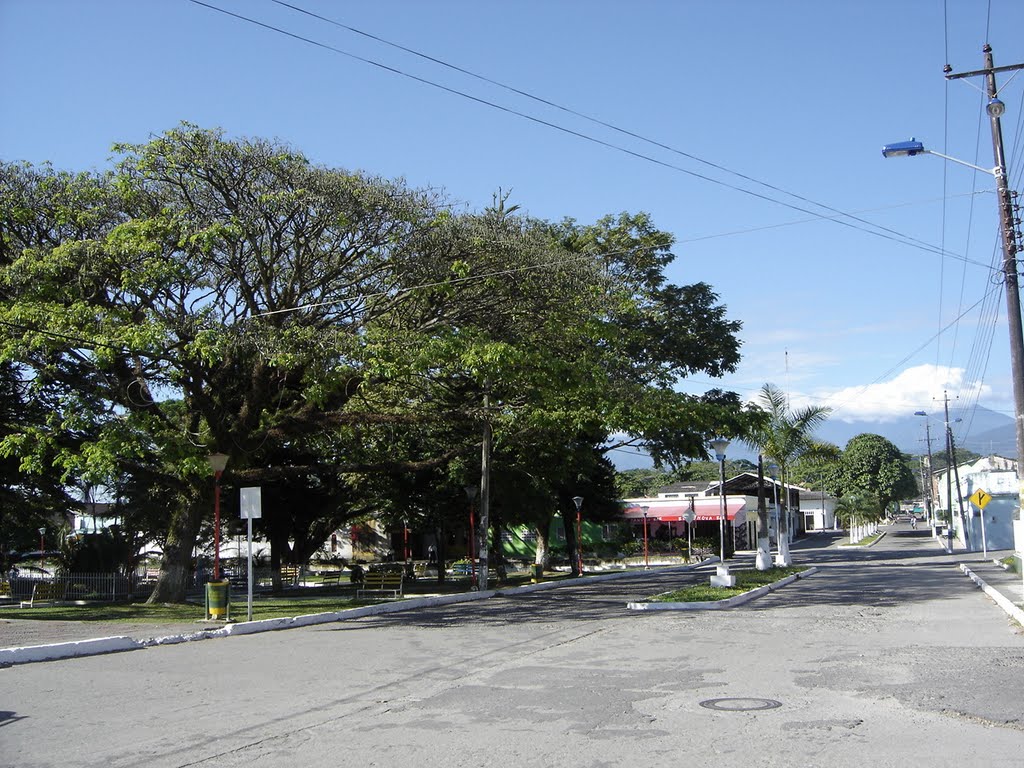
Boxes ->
[0,635,143,665]
[0,558,717,666]
[959,564,1024,627]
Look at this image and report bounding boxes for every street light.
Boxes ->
[884,46,1024,521]
[881,139,999,173]
[709,438,736,587]
[38,527,45,571]
[572,496,584,575]
[207,453,229,581]
[641,505,650,569]
[683,495,696,563]
[768,464,780,558]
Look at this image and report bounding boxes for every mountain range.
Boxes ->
[610,405,1017,470]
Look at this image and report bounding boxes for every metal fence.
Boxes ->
[4,571,138,602]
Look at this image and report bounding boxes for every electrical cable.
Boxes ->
[185,0,976,267]
[272,0,963,260]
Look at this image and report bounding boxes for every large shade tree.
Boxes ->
[0,125,450,600]
[834,433,918,515]
[0,126,751,599]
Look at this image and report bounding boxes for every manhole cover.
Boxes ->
[699,697,782,712]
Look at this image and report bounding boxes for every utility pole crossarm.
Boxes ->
[945,61,1024,81]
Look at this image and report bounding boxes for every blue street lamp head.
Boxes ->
[710,437,730,462]
[882,139,926,158]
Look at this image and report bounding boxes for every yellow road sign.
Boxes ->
[969,488,992,509]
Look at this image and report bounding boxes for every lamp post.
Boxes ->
[572,496,584,575]
[641,505,650,569]
[38,527,45,571]
[709,438,735,587]
[683,496,696,563]
[464,485,478,583]
[884,46,1024,519]
[207,453,229,581]
[768,464,780,555]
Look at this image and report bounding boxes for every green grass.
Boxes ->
[649,567,805,603]
[2,596,370,623]
[1,570,568,624]
[840,533,882,547]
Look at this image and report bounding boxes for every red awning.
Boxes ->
[623,499,745,522]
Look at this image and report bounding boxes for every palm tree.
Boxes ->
[745,384,831,567]
[833,492,881,543]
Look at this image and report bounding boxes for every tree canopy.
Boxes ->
[834,433,918,513]
[0,124,750,599]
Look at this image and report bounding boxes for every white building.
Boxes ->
[796,487,838,531]
[933,455,1018,551]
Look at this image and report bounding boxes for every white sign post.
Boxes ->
[240,487,262,622]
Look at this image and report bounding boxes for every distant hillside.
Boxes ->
[608,404,1016,470]
[815,405,1014,456]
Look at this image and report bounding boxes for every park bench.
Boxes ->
[356,570,403,599]
[279,565,301,586]
[451,561,474,577]
[319,571,342,588]
[19,580,65,608]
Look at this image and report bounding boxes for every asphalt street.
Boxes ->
[3,526,1023,768]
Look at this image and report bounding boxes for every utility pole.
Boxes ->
[920,419,935,527]
[947,46,1024,518]
[942,391,956,552]
[478,384,492,591]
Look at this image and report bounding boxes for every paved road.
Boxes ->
[3,527,1023,768]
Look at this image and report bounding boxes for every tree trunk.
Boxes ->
[146,497,202,603]
[534,524,551,571]
[776,469,792,566]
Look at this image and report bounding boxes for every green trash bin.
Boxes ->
[206,579,230,621]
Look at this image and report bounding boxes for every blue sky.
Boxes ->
[3,0,1024,448]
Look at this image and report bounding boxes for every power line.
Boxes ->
[185,0,974,266]
[272,0,964,260]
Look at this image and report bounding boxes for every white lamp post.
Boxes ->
[709,438,736,587]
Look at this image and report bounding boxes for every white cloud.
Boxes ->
[790,365,989,422]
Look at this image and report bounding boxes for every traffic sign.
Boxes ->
[968,488,992,509]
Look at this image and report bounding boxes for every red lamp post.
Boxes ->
[207,453,229,581]
[641,506,650,569]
